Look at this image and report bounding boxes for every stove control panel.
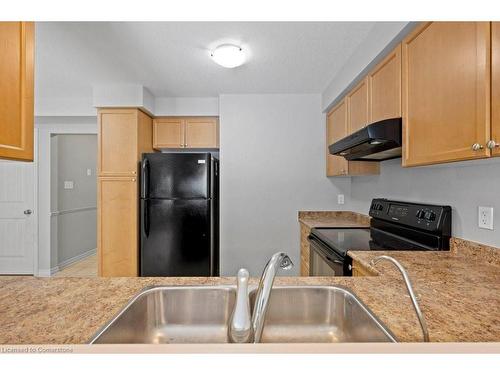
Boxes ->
[369,198,451,234]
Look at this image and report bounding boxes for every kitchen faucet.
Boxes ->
[228,252,293,343]
[370,255,430,342]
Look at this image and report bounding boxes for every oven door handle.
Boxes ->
[308,235,344,264]
[325,256,343,265]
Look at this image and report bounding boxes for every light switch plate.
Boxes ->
[87,168,92,176]
[478,206,494,230]
[64,181,74,190]
[337,194,345,205]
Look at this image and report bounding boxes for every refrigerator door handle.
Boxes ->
[143,200,150,238]
[209,200,214,276]
[142,158,150,199]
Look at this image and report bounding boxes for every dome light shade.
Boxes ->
[210,44,245,68]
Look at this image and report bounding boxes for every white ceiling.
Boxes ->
[35,22,380,99]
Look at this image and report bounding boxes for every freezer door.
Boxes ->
[141,198,211,276]
[141,153,210,199]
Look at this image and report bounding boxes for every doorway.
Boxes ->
[49,134,97,277]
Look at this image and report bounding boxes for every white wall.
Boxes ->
[155,97,219,116]
[36,96,96,117]
[350,158,500,248]
[219,94,350,276]
[92,84,155,114]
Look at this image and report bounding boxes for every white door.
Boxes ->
[0,160,35,274]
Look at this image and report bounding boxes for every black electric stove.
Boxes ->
[308,199,451,276]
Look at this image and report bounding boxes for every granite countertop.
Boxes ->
[0,275,426,344]
[348,246,500,343]
[298,210,370,229]
[0,212,499,345]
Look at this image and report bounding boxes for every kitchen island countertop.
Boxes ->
[0,211,499,346]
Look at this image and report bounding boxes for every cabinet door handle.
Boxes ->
[487,140,499,149]
[471,143,484,151]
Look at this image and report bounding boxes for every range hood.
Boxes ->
[329,117,402,161]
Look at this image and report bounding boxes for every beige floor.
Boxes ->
[53,254,97,277]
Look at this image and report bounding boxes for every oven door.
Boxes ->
[308,235,346,276]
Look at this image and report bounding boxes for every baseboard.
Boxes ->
[37,268,56,277]
[37,248,96,277]
[56,248,97,272]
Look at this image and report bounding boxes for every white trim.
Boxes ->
[37,268,54,277]
[38,265,59,277]
[37,248,96,277]
[33,128,39,276]
[57,248,96,271]
[50,206,96,217]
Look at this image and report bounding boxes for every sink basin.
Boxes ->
[90,286,235,344]
[249,286,396,343]
[90,285,396,344]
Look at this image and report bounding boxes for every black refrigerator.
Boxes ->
[140,153,219,276]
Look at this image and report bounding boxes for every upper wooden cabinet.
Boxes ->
[153,118,184,148]
[368,44,402,123]
[153,117,219,149]
[402,22,491,167]
[98,108,153,176]
[326,100,379,177]
[491,22,500,157]
[326,100,349,176]
[0,22,34,161]
[185,117,219,148]
[346,78,369,133]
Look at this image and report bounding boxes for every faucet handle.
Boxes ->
[228,268,253,343]
[237,268,249,285]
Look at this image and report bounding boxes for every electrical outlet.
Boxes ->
[337,194,345,205]
[478,206,494,230]
[64,181,74,190]
[86,168,92,176]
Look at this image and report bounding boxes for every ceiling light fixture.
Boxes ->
[210,44,245,68]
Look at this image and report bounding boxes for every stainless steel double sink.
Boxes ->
[90,285,396,344]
